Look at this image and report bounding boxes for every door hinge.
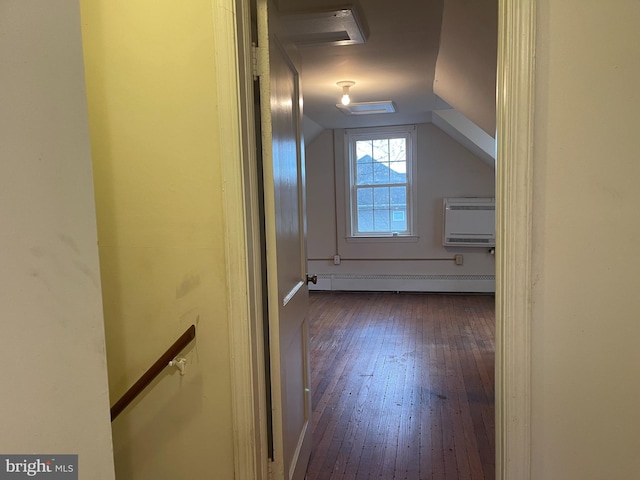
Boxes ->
[251,43,266,80]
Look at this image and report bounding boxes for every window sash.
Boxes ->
[353,184,409,235]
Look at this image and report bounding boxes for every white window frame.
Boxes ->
[345,125,418,239]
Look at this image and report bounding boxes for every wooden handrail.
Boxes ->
[110,324,196,421]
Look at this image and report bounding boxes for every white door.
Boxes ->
[256,0,312,479]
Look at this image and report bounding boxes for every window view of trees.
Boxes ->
[354,137,408,233]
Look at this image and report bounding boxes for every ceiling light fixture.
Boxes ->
[337,81,355,106]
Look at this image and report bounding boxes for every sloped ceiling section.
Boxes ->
[280,0,446,130]
[434,0,498,137]
[432,109,495,167]
[303,115,325,146]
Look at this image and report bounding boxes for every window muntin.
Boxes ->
[347,126,416,237]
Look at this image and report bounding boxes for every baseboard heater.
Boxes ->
[443,197,495,247]
[309,274,495,293]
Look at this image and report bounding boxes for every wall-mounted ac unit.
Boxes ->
[443,197,495,247]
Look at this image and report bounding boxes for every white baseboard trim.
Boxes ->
[309,274,495,293]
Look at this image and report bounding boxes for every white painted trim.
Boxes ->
[233,0,272,474]
[214,0,268,479]
[495,0,535,479]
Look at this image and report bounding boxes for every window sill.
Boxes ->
[345,235,419,244]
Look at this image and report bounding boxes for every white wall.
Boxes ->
[306,123,495,292]
[531,1,640,478]
[0,1,115,477]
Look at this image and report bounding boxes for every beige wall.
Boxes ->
[531,1,640,478]
[306,124,495,291]
[81,1,235,478]
[0,1,115,477]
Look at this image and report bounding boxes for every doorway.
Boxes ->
[227,0,536,478]
[297,0,497,476]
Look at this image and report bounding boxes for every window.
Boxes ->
[346,125,417,237]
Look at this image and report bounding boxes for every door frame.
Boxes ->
[495,1,535,478]
[214,0,270,478]
[217,0,537,479]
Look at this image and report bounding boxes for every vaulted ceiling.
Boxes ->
[278,0,497,156]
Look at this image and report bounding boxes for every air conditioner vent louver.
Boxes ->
[443,197,495,247]
[446,238,492,244]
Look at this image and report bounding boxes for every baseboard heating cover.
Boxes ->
[309,273,495,293]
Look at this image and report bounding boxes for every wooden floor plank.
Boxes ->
[306,292,495,480]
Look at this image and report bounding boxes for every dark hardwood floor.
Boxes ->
[306,292,495,480]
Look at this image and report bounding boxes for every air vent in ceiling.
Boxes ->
[336,101,396,115]
[282,5,368,47]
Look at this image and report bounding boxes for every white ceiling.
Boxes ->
[278,0,497,139]
[280,0,448,129]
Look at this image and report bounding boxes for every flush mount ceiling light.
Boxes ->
[337,81,355,105]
